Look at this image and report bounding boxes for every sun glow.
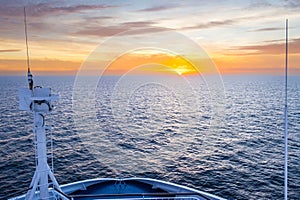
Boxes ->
[104,50,199,76]
[173,65,192,75]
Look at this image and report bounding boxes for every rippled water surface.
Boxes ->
[0,75,299,199]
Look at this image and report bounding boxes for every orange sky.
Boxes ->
[0,1,300,76]
[102,52,198,76]
[1,50,298,76]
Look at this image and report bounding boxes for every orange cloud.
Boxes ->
[213,53,300,75]
[2,43,299,76]
[0,59,81,75]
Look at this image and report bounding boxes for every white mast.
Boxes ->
[284,19,289,200]
[18,88,60,199]
[18,7,61,200]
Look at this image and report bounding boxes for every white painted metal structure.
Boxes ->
[11,178,226,200]
[284,19,289,200]
[18,76,60,199]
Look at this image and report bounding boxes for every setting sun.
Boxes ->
[103,50,198,76]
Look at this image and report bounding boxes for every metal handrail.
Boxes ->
[53,187,211,200]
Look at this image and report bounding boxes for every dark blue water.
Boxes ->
[0,75,299,199]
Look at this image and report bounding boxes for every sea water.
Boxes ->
[0,75,299,199]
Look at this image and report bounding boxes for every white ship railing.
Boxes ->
[89,197,202,200]
[52,188,213,200]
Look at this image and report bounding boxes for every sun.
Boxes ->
[174,65,193,75]
[104,50,199,76]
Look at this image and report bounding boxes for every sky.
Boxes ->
[0,0,300,76]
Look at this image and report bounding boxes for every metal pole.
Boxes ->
[284,18,288,200]
[24,7,30,71]
[34,112,49,199]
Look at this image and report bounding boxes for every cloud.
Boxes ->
[0,49,21,53]
[29,3,119,17]
[283,0,300,7]
[75,26,169,37]
[0,2,119,18]
[247,0,300,8]
[181,19,235,30]
[0,58,80,76]
[76,26,129,37]
[247,0,273,8]
[226,38,300,55]
[249,27,284,32]
[234,43,284,55]
[121,21,156,27]
[74,20,164,37]
[137,5,178,12]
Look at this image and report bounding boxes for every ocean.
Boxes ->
[0,75,299,199]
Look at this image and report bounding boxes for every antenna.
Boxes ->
[24,7,30,70]
[284,19,288,200]
[18,7,62,199]
[23,6,33,90]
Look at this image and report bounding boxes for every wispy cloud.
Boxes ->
[0,49,21,53]
[74,20,163,37]
[284,0,300,8]
[0,58,80,75]
[75,26,128,37]
[181,19,235,30]
[0,2,120,18]
[137,5,178,12]
[226,38,300,55]
[249,27,284,32]
[247,0,300,9]
[28,3,119,17]
[121,21,156,27]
